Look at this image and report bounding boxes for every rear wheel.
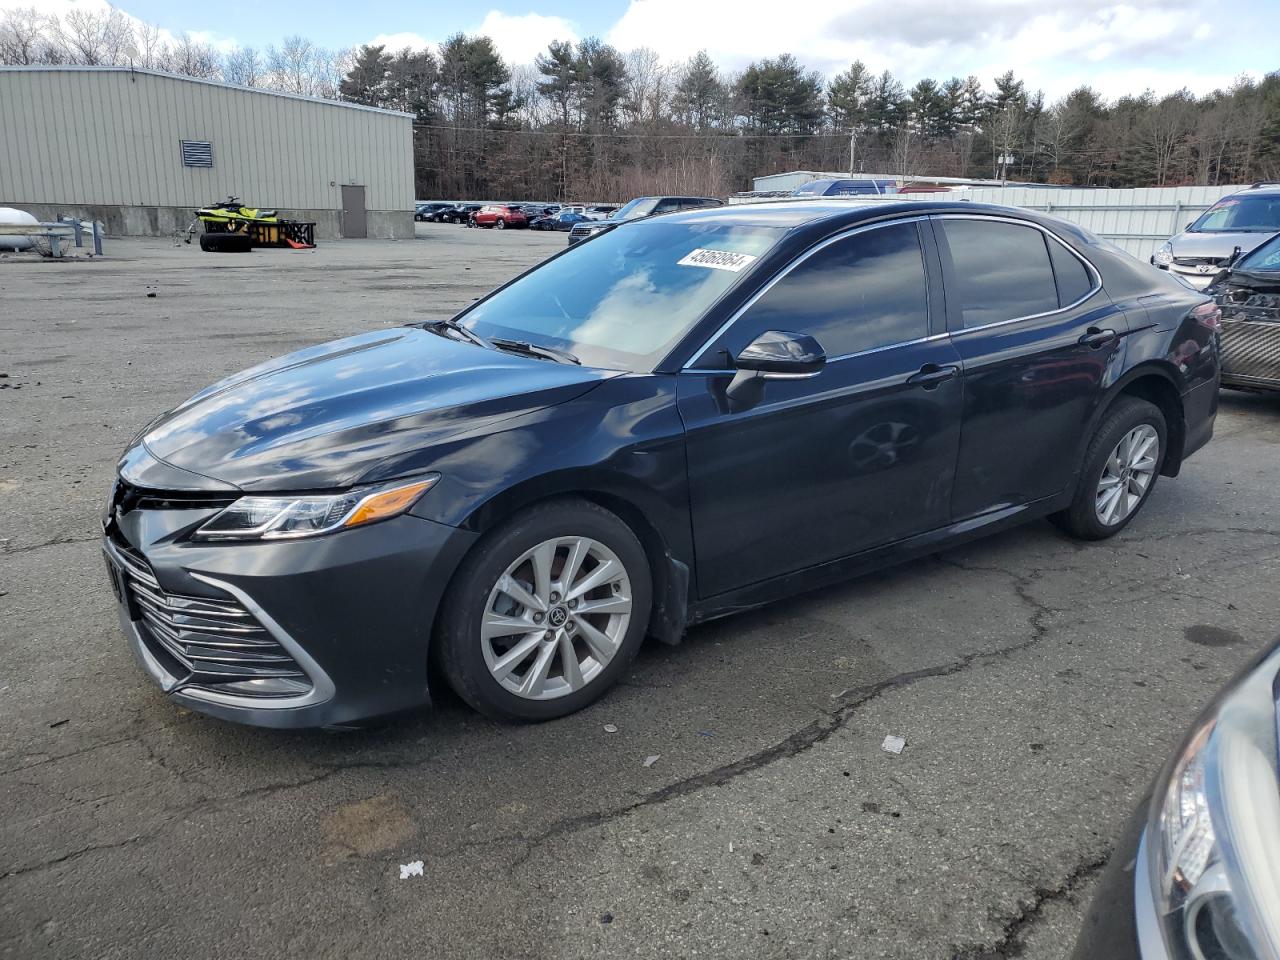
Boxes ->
[1051,396,1167,540]
[495,218,505,230]
[438,499,652,722]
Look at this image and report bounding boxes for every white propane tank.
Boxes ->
[0,208,38,250]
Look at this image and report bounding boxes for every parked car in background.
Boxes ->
[415,202,453,221]
[1152,182,1280,288]
[103,200,1219,730]
[472,205,529,230]
[586,205,619,218]
[530,210,590,232]
[440,203,483,225]
[792,178,898,197]
[1206,229,1280,393]
[1072,635,1280,960]
[568,196,724,245]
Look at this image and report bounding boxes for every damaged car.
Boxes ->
[103,201,1220,729]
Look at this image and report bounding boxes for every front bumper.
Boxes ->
[104,506,477,728]
[1154,263,1217,290]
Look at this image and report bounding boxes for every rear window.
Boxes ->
[1047,239,1095,306]
[939,220,1059,328]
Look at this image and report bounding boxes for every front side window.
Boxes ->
[703,222,930,362]
[458,221,784,371]
[939,219,1059,328]
[1191,195,1280,234]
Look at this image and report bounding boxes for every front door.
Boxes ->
[677,219,964,599]
[930,215,1128,519]
[341,185,367,238]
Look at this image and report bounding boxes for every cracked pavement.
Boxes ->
[3,228,1279,959]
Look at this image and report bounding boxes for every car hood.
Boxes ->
[1170,232,1270,261]
[129,328,616,492]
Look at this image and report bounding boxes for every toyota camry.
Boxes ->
[102,201,1221,728]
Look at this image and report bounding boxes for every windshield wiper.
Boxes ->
[423,318,494,350]
[490,338,581,365]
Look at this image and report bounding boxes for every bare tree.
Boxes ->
[56,5,132,65]
[131,21,168,69]
[0,7,51,64]
[223,47,263,87]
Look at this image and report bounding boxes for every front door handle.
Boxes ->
[1078,327,1118,349]
[907,363,960,390]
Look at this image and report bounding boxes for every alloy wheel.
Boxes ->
[481,536,633,700]
[1095,423,1159,526]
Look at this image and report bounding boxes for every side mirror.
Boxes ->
[735,330,826,376]
[725,330,825,410]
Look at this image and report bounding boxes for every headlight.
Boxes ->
[193,476,439,541]
[1154,243,1175,266]
[1146,647,1280,960]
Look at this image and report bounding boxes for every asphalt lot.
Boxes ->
[2,223,1279,960]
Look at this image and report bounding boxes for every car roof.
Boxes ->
[656,199,1069,232]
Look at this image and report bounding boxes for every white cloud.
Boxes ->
[604,0,1255,100]
[368,31,433,52]
[471,10,578,65]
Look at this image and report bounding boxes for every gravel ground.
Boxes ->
[2,224,1278,959]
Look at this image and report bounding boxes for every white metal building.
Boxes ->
[0,66,414,239]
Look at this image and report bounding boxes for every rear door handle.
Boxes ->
[906,363,960,389]
[1078,327,1118,349]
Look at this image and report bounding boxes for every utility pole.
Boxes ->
[849,129,857,178]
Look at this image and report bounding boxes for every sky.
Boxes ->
[4,0,1275,100]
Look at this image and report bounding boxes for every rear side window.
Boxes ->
[713,222,929,360]
[939,220,1059,328]
[1047,239,1094,307]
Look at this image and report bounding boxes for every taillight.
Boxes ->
[1191,301,1221,330]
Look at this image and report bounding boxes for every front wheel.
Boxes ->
[494,218,505,230]
[1051,396,1167,540]
[438,499,652,722]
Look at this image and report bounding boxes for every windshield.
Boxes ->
[611,198,656,220]
[793,181,830,196]
[1235,232,1280,272]
[456,221,785,370]
[1190,194,1280,233]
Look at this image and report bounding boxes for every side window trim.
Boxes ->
[931,214,1103,335]
[684,216,936,370]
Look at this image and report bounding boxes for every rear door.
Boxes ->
[678,219,965,598]
[932,215,1125,519]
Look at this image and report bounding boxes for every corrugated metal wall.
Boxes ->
[0,67,413,213]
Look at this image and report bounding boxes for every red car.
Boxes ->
[471,205,528,230]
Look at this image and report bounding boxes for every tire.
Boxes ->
[1051,396,1167,540]
[199,232,253,253]
[438,498,653,722]
[495,218,505,230]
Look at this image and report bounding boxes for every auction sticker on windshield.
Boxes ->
[677,249,759,272]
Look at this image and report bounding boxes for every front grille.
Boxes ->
[113,538,311,698]
[1221,319,1280,385]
